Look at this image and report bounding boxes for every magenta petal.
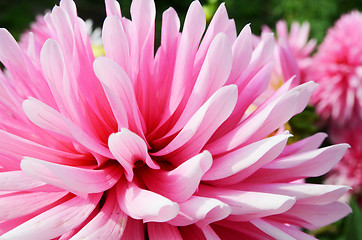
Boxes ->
[1,194,101,239]
[168,196,231,227]
[116,179,179,223]
[148,222,182,240]
[108,128,158,182]
[144,150,212,202]
[118,217,144,240]
[20,157,122,194]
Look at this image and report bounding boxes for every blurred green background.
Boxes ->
[1,0,362,42]
[1,0,362,239]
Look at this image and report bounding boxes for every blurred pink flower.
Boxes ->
[308,11,362,125]
[0,0,351,239]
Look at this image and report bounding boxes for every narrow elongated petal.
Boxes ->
[148,223,182,240]
[0,171,46,191]
[1,194,101,240]
[21,157,122,194]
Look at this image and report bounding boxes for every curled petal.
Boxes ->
[168,196,231,228]
[108,128,158,182]
[144,151,212,202]
[116,179,179,223]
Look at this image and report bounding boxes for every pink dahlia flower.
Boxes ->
[0,0,351,239]
[308,11,362,125]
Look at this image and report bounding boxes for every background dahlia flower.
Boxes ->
[308,11,362,126]
[0,0,351,239]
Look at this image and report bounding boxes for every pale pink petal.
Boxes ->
[202,133,290,184]
[197,185,296,222]
[1,194,101,239]
[206,82,318,155]
[20,157,122,194]
[167,0,206,115]
[105,0,122,18]
[249,144,349,182]
[116,179,179,223]
[0,171,46,191]
[168,196,231,227]
[201,225,221,240]
[279,132,327,157]
[108,128,157,182]
[144,151,212,202]
[233,183,350,205]
[250,219,295,240]
[154,85,237,164]
[102,16,131,76]
[264,220,318,240]
[93,57,145,137]
[0,191,68,221]
[148,223,182,240]
[70,188,127,240]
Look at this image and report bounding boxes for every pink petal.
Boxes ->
[119,217,144,240]
[70,188,127,239]
[206,82,317,155]
[168,33,233,136]
[21,157,122,194]
[168,196,231,227]
[116,179,179,223]
[234,183,350,205]
[280,201,351,229]
[202,133,290,184]
[148,223,182,240]
[0,191,68,221]
[250,219,296,240]
[93,57,145,137]
[105,0,122,18]
[201,225,221,240]
[1,193,101,239]
[108,128,158,182]
[0,171,46,191]
[144,151,212,202]
[248,144,349,182]
[167,0,206,115]
[279,132,327,157]
[102,16,131,76]
[197,185,296,222]
[153,85,237,164]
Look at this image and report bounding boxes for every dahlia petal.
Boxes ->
[108,128,157,182]
[197,185,296,222]
[116,179,179,223]
[144,151,212,202]
[233,183,350,205]
[0,193,101,240]
[264,220,318,240]
[102,16,131,76]
[119,217,144,240]
[148,222,182,240]
[202,133,290,183]
[105,0,122,18]
[168,0,205,114]
[22,97,72,139]
[0,130,89,166]
[93,57,145,137]
[250,144,349,182]
[0,171,45,191]
[168,196,231,227]
[0,191,68,221]
[178,224,207,240]
[281,201,352,229]
[250,219,295,240]
[279,132,327,157]
[228,24,253,83]
[20,157,122,194]
[59,0,77,25]
[206,82,318,155]
[278,38,300,84]
[154,85,237,163]
[201,225,221,240]
[169,33,233,135]
[70,189,127,240]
